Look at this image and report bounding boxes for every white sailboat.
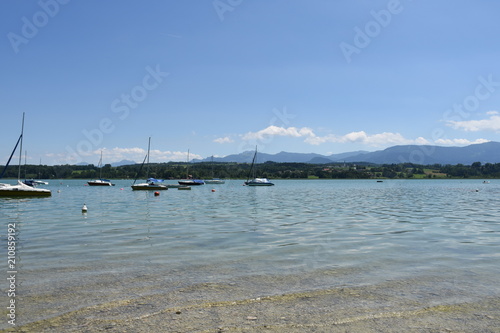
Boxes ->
[88,150,115,186]
[244,146,274,186]
[131,137,168,191]
[0,113,51,197]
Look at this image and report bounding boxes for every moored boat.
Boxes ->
[131,138,167,191]
[0,181,51,197]
[245,178,274,186]
[0,113,51,197]
[204,178,225,184]
[131,178,168,191]
[178,179,205,186]
[24,179,49,186]
[178,149,204,186]
[88,179,115,186]
[244,146,274,186]
[88,150,115,186]
[204,156,225,184]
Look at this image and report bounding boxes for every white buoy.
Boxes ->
[82,204,88,213]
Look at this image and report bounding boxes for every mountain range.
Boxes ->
[196,141,500,165]
[77,160,137,167]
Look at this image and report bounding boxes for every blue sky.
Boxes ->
[2,0,500,165]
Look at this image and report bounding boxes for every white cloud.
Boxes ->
[415,137,430,145]
[434,138,490,146]
[303,134,336,145]
[446,114,500,132]
[240,125,432,147]
[242,125,315,141]
[304,130,430,146]
[213,136,234,144]
[85,147,201,163]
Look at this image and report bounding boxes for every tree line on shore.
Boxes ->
[2,161,500,180]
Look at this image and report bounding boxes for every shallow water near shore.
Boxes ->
[1,179,500,331]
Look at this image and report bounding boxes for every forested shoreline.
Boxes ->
[2,161,500,180]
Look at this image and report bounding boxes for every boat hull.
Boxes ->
[0,181,51,197]
[164,184,188,188]
[244,178,274,186]
[244,182,274,186]
[204,179,225,184]
[178,180,205,186]
[88,180,115,186]
[131,183,168,191]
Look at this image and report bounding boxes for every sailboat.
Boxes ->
[22,151,48,187]
[244,146,274,186]
[178,149,204,185]
[131,137,168,191]
[0,113,51,197]
[87,150,115,186]
[204,155,225,184]
[24,157,49,186]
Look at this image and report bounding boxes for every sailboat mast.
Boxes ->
[132,153,147,185]
[98,150,103,179]
[186,149,190,178]
[246,146,257,182]
[17,113,25,181]
[24,150,27,180]
[211,155,214,178]
[146,137,151,178]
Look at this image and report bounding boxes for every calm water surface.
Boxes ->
[1,179,500,327]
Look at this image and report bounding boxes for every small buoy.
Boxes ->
[120,188,124,190]
[154,191,160,196]
[82,204,88,213]
[211,189,216,192]
[57,190,61,193]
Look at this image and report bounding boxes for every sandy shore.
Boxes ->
[5,276,500,333]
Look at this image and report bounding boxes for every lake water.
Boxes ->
[1,179,500,329]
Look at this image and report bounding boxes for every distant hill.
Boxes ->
[198,151,335,163]
[194,142,500,165]
[328,150,370,162]
[342,141,500,165]
[308,156,335,164]
[111,159,136,167]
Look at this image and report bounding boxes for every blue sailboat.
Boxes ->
[131,138,168,191]
[178,149,204,186]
